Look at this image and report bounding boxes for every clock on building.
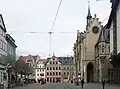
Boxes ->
[92,26,99,34]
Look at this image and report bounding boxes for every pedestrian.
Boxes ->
[81,79,85,89]
[102,80,105,89]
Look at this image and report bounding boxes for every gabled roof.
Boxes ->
[41,59,47,64]
[19,56,28,62]
[6,34,17,47]
[19,55,38,64]
[0,14,6,32]
[95,25,110,47]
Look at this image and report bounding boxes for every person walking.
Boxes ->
[102,80,105,89]
[81,79,85,89]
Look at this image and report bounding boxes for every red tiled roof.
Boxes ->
[20,55,38,64]
[20,56,28,63]
[41,59,47,63]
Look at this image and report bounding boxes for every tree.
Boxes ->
[24,63,33,75]
[15,58,26,74]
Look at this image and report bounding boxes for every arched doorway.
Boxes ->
[87,62,94,83]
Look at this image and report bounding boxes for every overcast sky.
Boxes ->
[0,0,111,58]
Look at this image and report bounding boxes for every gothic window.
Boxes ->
[53,72,55,75]
[53,67,55,70]
[56,67,58,70]
[50,67,52,70]
[102,48,104,52]
[50,72,52,75]
[64,72,66,75]
[47,72,49,75]
[3,73,7,80]
[56,72,58,75]
[47,67,49,70]
[59,72,61,75]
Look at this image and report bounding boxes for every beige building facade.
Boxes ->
[46,55,62,83]
[74,14,103,82]
[74,3,114,83]
[95,25,113,83]
[73,2,109,82]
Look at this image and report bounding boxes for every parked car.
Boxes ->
[40,78,46,85]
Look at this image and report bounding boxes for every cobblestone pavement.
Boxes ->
[11,83,120,89]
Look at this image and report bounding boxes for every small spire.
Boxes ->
[53,52,55,56]
[87,1,91,17]
[86,1,92,27]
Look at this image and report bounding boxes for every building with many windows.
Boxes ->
[20,55,40,80]
[46,55,62,83]
[6,34,17,59]
[58,57,74,83]
[0,14,8,88]
[94,25,113,83]
[35,59,46,82]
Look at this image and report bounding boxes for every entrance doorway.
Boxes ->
[87,62,94,83]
